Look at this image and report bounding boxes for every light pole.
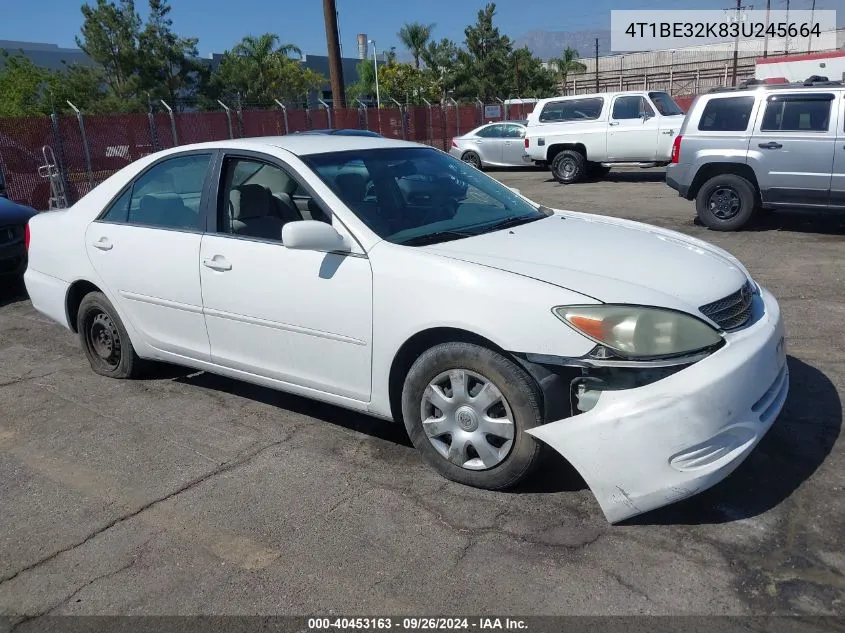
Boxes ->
[368,39,380,109]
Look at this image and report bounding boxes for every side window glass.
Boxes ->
[127,153,210,230]
[101,188,131,223]
[477,125,502,138]
[698,96,755,132]
[761,95,832,132]
[612,96,652,119]
[219,157,328,241]
[539,98,603,122]
[504,125,524,138]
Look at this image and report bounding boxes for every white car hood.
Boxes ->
[423,210,749,318]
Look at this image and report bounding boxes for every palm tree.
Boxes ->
[228,34,303,103]
[554,46,586,93]
[398,22,435,68]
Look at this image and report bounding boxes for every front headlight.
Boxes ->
[553,305,722,359]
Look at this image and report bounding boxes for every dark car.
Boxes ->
[295,128,382,137]
[0,197,37,279]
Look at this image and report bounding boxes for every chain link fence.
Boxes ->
[1,101,541,209]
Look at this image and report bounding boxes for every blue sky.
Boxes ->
[0,0,840,58]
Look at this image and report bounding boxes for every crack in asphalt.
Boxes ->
[0,431,300,588]
[7,533,160,628]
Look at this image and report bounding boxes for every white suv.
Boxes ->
[523,91,685,183]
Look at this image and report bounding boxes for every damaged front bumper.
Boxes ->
[526,287,788,523]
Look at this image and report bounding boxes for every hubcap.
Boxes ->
[708,186,741,220]
[464,154,480,168]
[559,158,575,178]
[88,311,121,366]
[420,369,515,471]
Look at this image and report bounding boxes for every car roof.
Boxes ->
[535,90,663,105]
[150,135,424,158]
[295,128,382,137]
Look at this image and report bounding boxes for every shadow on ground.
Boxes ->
[0,279,27,309]
[628,356,841,525]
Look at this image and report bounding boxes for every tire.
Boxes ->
[695,174,758,231]
[551,150,586,184]
[461,151,482,170]
[587,162,611,179]
[77,291,143,378]
[401,342,543,490]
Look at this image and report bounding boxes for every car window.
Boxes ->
[476,125,504,138]
[648,92,684,116]
[503,124,525,138]
[697,96,755,132]
[120,154,211,230]
[760,94,833,132]
[612,96,654,120]
[217,157,332,241]
[101,188,132,223]
[539,98,603,123]
[303,147,546,245]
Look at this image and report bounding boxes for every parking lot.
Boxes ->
[0,167,843,618]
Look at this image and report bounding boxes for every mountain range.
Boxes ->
[513,29,613,61]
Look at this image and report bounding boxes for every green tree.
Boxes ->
[421,38,460,101]
[75,0,142,104]
[553,46,586,92]
[510,46,556,98]
[209,33,321,107]
[346,59,376,103]
[139,0,204,108]
[0,53,51,116]
[460,3,513,100]
[398,22,435,69]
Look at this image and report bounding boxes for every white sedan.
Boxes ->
[24,136,788,523]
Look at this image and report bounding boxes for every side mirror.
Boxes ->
[508,187,522,195]
[641,111,653,121]
[282,221,350,252]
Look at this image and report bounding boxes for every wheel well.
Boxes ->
[387,327,509,423]
[546,143,587,163]
[66,280,102,333]
[688,163,760,201]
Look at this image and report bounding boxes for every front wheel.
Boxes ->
[695,174,758,231]
[401,342,544,490]
[77,291,143,378]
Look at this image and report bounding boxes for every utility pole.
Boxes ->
[322,0,346,109]
[808,0,816,53]
[730,0,741,86]
[763,0,771,57]
[784,0,790,55]
[594,38,599,92]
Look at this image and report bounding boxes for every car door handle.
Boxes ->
[608,122,620,126]
[758,142,783,149]
[91,237,113,251]
[203,256,232,272]
[661,130,675,135]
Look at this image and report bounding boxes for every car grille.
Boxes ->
[699,281,754,330]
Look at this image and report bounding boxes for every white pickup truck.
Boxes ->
[523,91,686,184]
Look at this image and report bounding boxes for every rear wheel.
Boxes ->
[401,342,543,490]
[461,151,482,170]
[695,174,758,231]
[551,150,586,184]
[77,291,142,378]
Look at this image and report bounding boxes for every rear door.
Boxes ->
[474,124,506,165]
[85,151,214,360]
[748,91,837,207]
[607,95,660,161]
[829,91,845,208]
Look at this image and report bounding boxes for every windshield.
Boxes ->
[648,92,684,116]
[302,147,547,245]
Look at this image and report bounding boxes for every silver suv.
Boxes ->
[665,81,845,230]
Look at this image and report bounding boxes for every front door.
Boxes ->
[198,152,374,401]
[85,151,214,359]
[748,91,837,207]
[606,95,660,161]
[501,123,527,165]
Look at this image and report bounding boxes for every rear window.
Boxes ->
[539,97,604,123]
[697,96,755,132]
[760,94,833,132]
